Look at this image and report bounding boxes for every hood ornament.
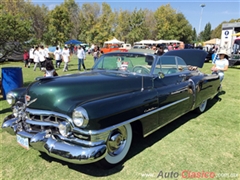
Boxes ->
[25,95,37,106]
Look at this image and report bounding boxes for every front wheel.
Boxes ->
[195,100,208,113]
[96,124,132,169]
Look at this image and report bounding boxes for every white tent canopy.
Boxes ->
[104,37,124,44]
[134,39,182,45]
[134,40,156,45]
[155,40,181,44]
[204,38,220,45]
[138,40,156,44]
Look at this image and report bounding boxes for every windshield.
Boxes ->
[93,54,154,75]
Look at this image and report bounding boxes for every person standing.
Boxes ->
[44,45,51,60]
[155,46,164,56]
[92,47,100,63]
[54,46,62,68]
[179,42,185,50]
[29,46,34,68]
[62,45,70,72]
[39,45,46,68]
[211,50,229,82]
[33,46,41,71]
[23,50,29,67]
[77,45,86,71]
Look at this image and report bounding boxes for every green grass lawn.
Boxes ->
[0,56,240,180]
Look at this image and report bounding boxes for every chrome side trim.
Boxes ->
[143,112,188,137]
[73,97,189,135]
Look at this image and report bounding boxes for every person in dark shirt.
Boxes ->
[156,46,164,56]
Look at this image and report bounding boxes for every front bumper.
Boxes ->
[2,115,107,164]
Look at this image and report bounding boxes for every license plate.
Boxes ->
[17,135,29,150]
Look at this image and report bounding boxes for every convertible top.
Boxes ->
[163,49,207,68]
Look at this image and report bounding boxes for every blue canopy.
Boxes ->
[48,46,57,52]
[65,39,82,45]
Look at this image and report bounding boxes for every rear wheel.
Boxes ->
[96,124,132,169]
[195,100,208,113]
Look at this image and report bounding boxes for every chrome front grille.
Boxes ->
[24,108,72,134]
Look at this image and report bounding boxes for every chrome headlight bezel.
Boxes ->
[72,107,89,128]
[6,92,16,105]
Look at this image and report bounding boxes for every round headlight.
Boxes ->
[72,107,89,128]
[6,92,16,105]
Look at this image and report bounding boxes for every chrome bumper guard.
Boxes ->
[2,115,107,164]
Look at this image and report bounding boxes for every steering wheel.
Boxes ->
[132,65,150,75]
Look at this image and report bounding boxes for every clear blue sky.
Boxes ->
[33,0,240,33]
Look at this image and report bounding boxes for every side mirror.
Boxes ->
[158,72,165,79]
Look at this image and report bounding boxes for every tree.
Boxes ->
[175,12,193,43]
[0,2,32,59]
[201,22,211,41]
[154,4,178,40]
[1,0,25,15]
[91,3,115,45]
[143,9,157,40]
[114,9,131,43]
[44,5,72,45]
[192,28,197,42]
[62,0,80,39]
[211,24,222,39]
[154,4,193,43]
[78,3,101,44]
[127,8,147,45]
[25,3,49,41]
[211,18,240,39]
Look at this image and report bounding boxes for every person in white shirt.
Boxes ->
[54,47,62,68]
[39,45,46,68]
[62,45,70,72]
[33,46,41,71]
[211,49,229,82]
[77,45,86,71]
[44,45,50,60]
[29,46,34,68]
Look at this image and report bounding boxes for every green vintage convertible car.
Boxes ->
[2,49,221,169]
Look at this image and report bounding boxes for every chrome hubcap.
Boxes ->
[107,126,127,156]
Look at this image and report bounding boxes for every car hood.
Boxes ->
[163,49,207,68]
[26,71,151,115]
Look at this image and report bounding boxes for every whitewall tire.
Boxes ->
[97,124,132,169]
[195,100,208,113]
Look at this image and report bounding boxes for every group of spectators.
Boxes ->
[23,45,50,70]
[23,44,69,77]
[152,42,185,55]
[23,41,228,83]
